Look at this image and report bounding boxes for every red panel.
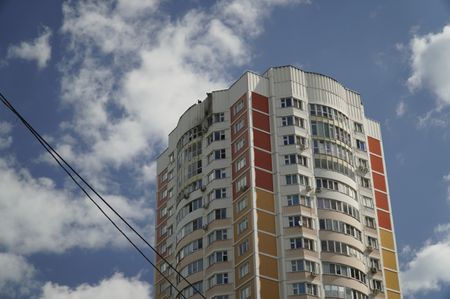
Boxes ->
[377,209,392,230]
[368,136,382,156]
[253,110,270,132]
[370,154,385,174]
[375,190,390,211]
[255,168,273,191]
[253,129,271,151]
[372,172,387,192]
[254,148,272,171]
[230,93,247,124]
[252,92,269,113]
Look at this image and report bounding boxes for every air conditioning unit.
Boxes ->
[370,267,378,274]
[366,245,373,252]
[203,201,209,209]
[372,289,381,296]
[202,224,208,231]
[297,219,303,227]
[183,192,189,199]
[297,143,307,151]
[309,271,317,278]
[315,187,322,194]
[304,186,312,193]
[357,165,369,174]
[201,185,206,192]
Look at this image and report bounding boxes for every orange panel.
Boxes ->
[253,129,271,151]
[259,255,279,279]
[252,92,269,113]
[257,210,276,234]
[260,278,280,299]
[254,148,272,171]
[372,172,387,192]
[368,136,382,156]
[370,154,385,174]
[256,189,275,212]
[252,110,270,132]
[255,168,273,191]
[377,209,392,230]
[375,190,389,211]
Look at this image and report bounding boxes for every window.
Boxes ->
[213,296,229,299]
[322,262,367,284]
[361,177,371,188]
[365,216,376,229]
[179,259,203,278]
[321,240,366,263]
[316,178,357,200]
[235,156,247,172]
[208,229,228,244]
[292,283,318,296]
[234,136,245,153]
[367,236,379,249]
[207,130,226,145]
[237,197,248,213]
[208,273,229,288]
[239,262,249,278]
[289,237,315,251]
[363,196,374,209]
[176,239,202,263]
[370,258,381,270]
[213,112,225,123]
[324,285,369,299]
[239,239,249,256]
[372,279,383,291]
[208,188,227,201]
[208,250,228,265]
[317,198,360,220]
[284,154,308,166]
[238,218,249,234]
[287,215,314,229]
[234,99,244,115]
[236,176,247,192]
[287,194,312,207]
[240,286,251,299]
[285,174,309,186]
[280,97,303,109]
[356,139,366,151]
[281,116,305,128]
[283,134,306,146]
[208,168,226,182]
[234,119,245,134]
[291,259,318,273]
[354,122,364,133]
[319,219,362,241]
[207,208,227,223]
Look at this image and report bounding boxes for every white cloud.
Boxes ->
[401,226,450,295]
[7,27,52,69]
[408,24,450,109]
[417,109,449,129]
[396,100,406,117]
[0,158,152,254]
[39,273,152,299]
[0,121,12,149]
[55,0,308,186]
[0,253,35,297]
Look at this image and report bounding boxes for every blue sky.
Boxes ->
[1,0,450,298]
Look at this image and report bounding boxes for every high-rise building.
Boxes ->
[155,66,402,299]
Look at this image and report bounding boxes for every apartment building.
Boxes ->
[155,66,402,299]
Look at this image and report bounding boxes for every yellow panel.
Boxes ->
[257,210,276,234]
[258,232,277,256]
[260,277,279,299]
[384,270,400,291]
[259,254,278,279]
[382,249,398,270]
[380,229,395,250]
[256,189,275,212]
[387,290,401,299]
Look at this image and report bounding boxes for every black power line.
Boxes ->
[0,92,206,299]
